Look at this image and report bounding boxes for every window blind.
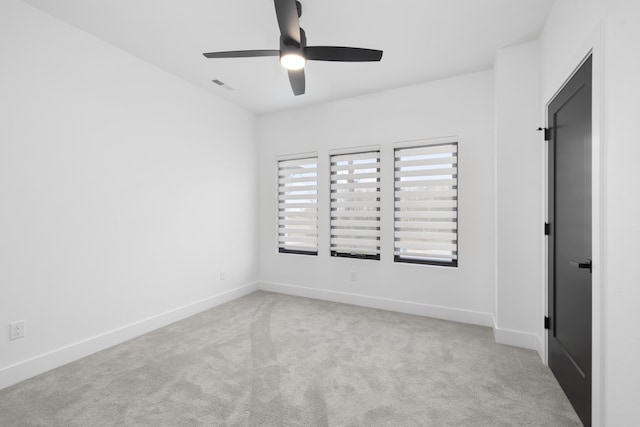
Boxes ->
[278,156,318,255]
[394,142,458,266]
[330,151,381,259]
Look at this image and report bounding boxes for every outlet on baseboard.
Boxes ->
[9,321,25,340]
[350,271,357,282]
[219,271,226,281]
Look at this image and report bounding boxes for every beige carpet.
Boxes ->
[0,291,581,426]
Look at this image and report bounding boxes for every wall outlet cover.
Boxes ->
[9,321,25,340]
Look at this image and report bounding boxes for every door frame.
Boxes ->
[542,28,604,426]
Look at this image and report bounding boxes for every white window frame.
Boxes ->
[393,138,458,267]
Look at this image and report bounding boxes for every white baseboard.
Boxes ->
[259,281,494,327]
[0,282,258,391]
[536,333,546,364]
[492,325,540,351]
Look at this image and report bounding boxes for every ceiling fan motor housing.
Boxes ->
[280,27,306,59]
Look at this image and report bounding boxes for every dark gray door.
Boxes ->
[548,55,592,427]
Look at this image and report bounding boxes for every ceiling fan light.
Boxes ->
[280,53,306,70]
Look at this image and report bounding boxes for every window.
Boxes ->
[330,150,381,259]
[394,141,458,266]
[277,156,318,255]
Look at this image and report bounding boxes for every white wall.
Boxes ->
[0,0,259,389]
[540,0,609,101]
[599,1,640,424]
[541,0,640,424]
[258,71,495,326]
[493,41,543,353]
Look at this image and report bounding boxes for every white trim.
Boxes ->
[393,135,458,150]
[276,151,318,161]
[536,334,545,360]
[328,145,380,156]
[259,281,494,327]
[590,26,604,427]
[492,325,540,351]
[540,102,549,366]
[0,282,259,391]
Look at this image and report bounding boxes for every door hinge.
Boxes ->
[544,316,551,330]
[537,127,551,141]
[544,222,551,236]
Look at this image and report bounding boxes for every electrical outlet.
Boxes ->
[220,271,226,280]
[350,271,357,282]
[9,321,25,340]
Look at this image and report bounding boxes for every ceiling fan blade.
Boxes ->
[274,0,301,46]
[288,69,305,96]
[306,46,383,62]
[203,50,279,59]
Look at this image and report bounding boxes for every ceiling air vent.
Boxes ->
[211,79,234,91]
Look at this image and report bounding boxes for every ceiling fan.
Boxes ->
[203,0,383,96]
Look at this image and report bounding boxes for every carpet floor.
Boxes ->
[0,291,581,426]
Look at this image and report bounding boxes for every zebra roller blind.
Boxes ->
[277,156,318,255]
[394,142,458,266]
[330,151,381,259]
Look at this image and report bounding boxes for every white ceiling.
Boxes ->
[21,0,556,114]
